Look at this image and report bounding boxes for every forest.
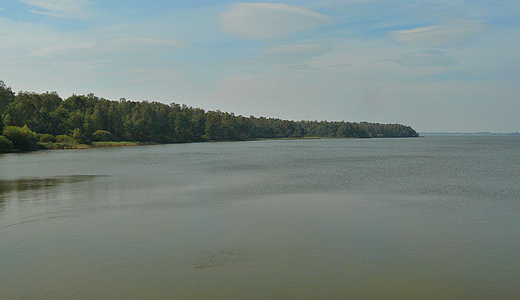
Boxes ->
[0,80,418,152]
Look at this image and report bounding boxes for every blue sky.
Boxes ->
[1,0,519,132]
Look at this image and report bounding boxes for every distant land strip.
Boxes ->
[0,80,418,153]
[420,132,520,136]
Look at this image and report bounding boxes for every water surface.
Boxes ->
[1,137,519,299]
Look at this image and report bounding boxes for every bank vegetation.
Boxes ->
[0,80,418,153]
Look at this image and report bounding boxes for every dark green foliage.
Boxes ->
[0,135,13,153]
[0,79,418,151]
[2,125,39,151]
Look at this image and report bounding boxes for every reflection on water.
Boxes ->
[0,175,102,208]
[0,137,519,299]
[0,175,100,194]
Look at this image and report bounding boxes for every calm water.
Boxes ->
[1,137,519,299]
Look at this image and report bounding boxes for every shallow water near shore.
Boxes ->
[1,137,519,299]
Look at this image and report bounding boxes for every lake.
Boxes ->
[1,137,519,299]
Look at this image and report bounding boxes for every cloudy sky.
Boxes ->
[1,1,519,132]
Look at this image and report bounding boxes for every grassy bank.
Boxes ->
[36,141,153,150]
[91,141,154,147]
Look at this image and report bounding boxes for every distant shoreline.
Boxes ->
[420,132,520,137]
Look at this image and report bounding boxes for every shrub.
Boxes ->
[55,134,75,144]
[92,130,113,142]
[0,135,13,152]
[72,128,88,144]
[2,125,39,151]
[39,133,56,143]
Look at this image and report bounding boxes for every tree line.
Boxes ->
[0,80,418,152]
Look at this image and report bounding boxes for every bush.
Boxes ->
[55,134,76,144]
[72,128,90,144]
[92,130,113,142]
[0,135,13,152]
[39,133,56,143]
[2,125,39,151]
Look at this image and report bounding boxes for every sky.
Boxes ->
[1,1,519,132]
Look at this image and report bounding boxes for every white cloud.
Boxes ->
[395,51,458,67]
[220,3,330,39]
[389,19,486,48]
[19,0,91,18]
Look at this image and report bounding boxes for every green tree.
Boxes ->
[66,112,86,133]
[0,80,419,147]
[0,80,15,115]
[203,111,222,140]
[174,112,192,142]
[50,107,70,135]
[4,92,37,127]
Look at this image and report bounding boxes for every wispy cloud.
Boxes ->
[21,32,186,59]
[19,0,91,18]
[395,51,458,67]
[220,3,330,39]
[264,43,328,56]
[223,43,329,68]
[263,43,329,67]
[103,37,188,53]
[28,42,96,57]
[389,19,486,48]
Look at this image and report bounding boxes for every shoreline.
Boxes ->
[1,135,422,154]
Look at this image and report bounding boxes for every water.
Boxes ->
[1,137,519,299]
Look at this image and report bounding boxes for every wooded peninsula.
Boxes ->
[0,80,418,152]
